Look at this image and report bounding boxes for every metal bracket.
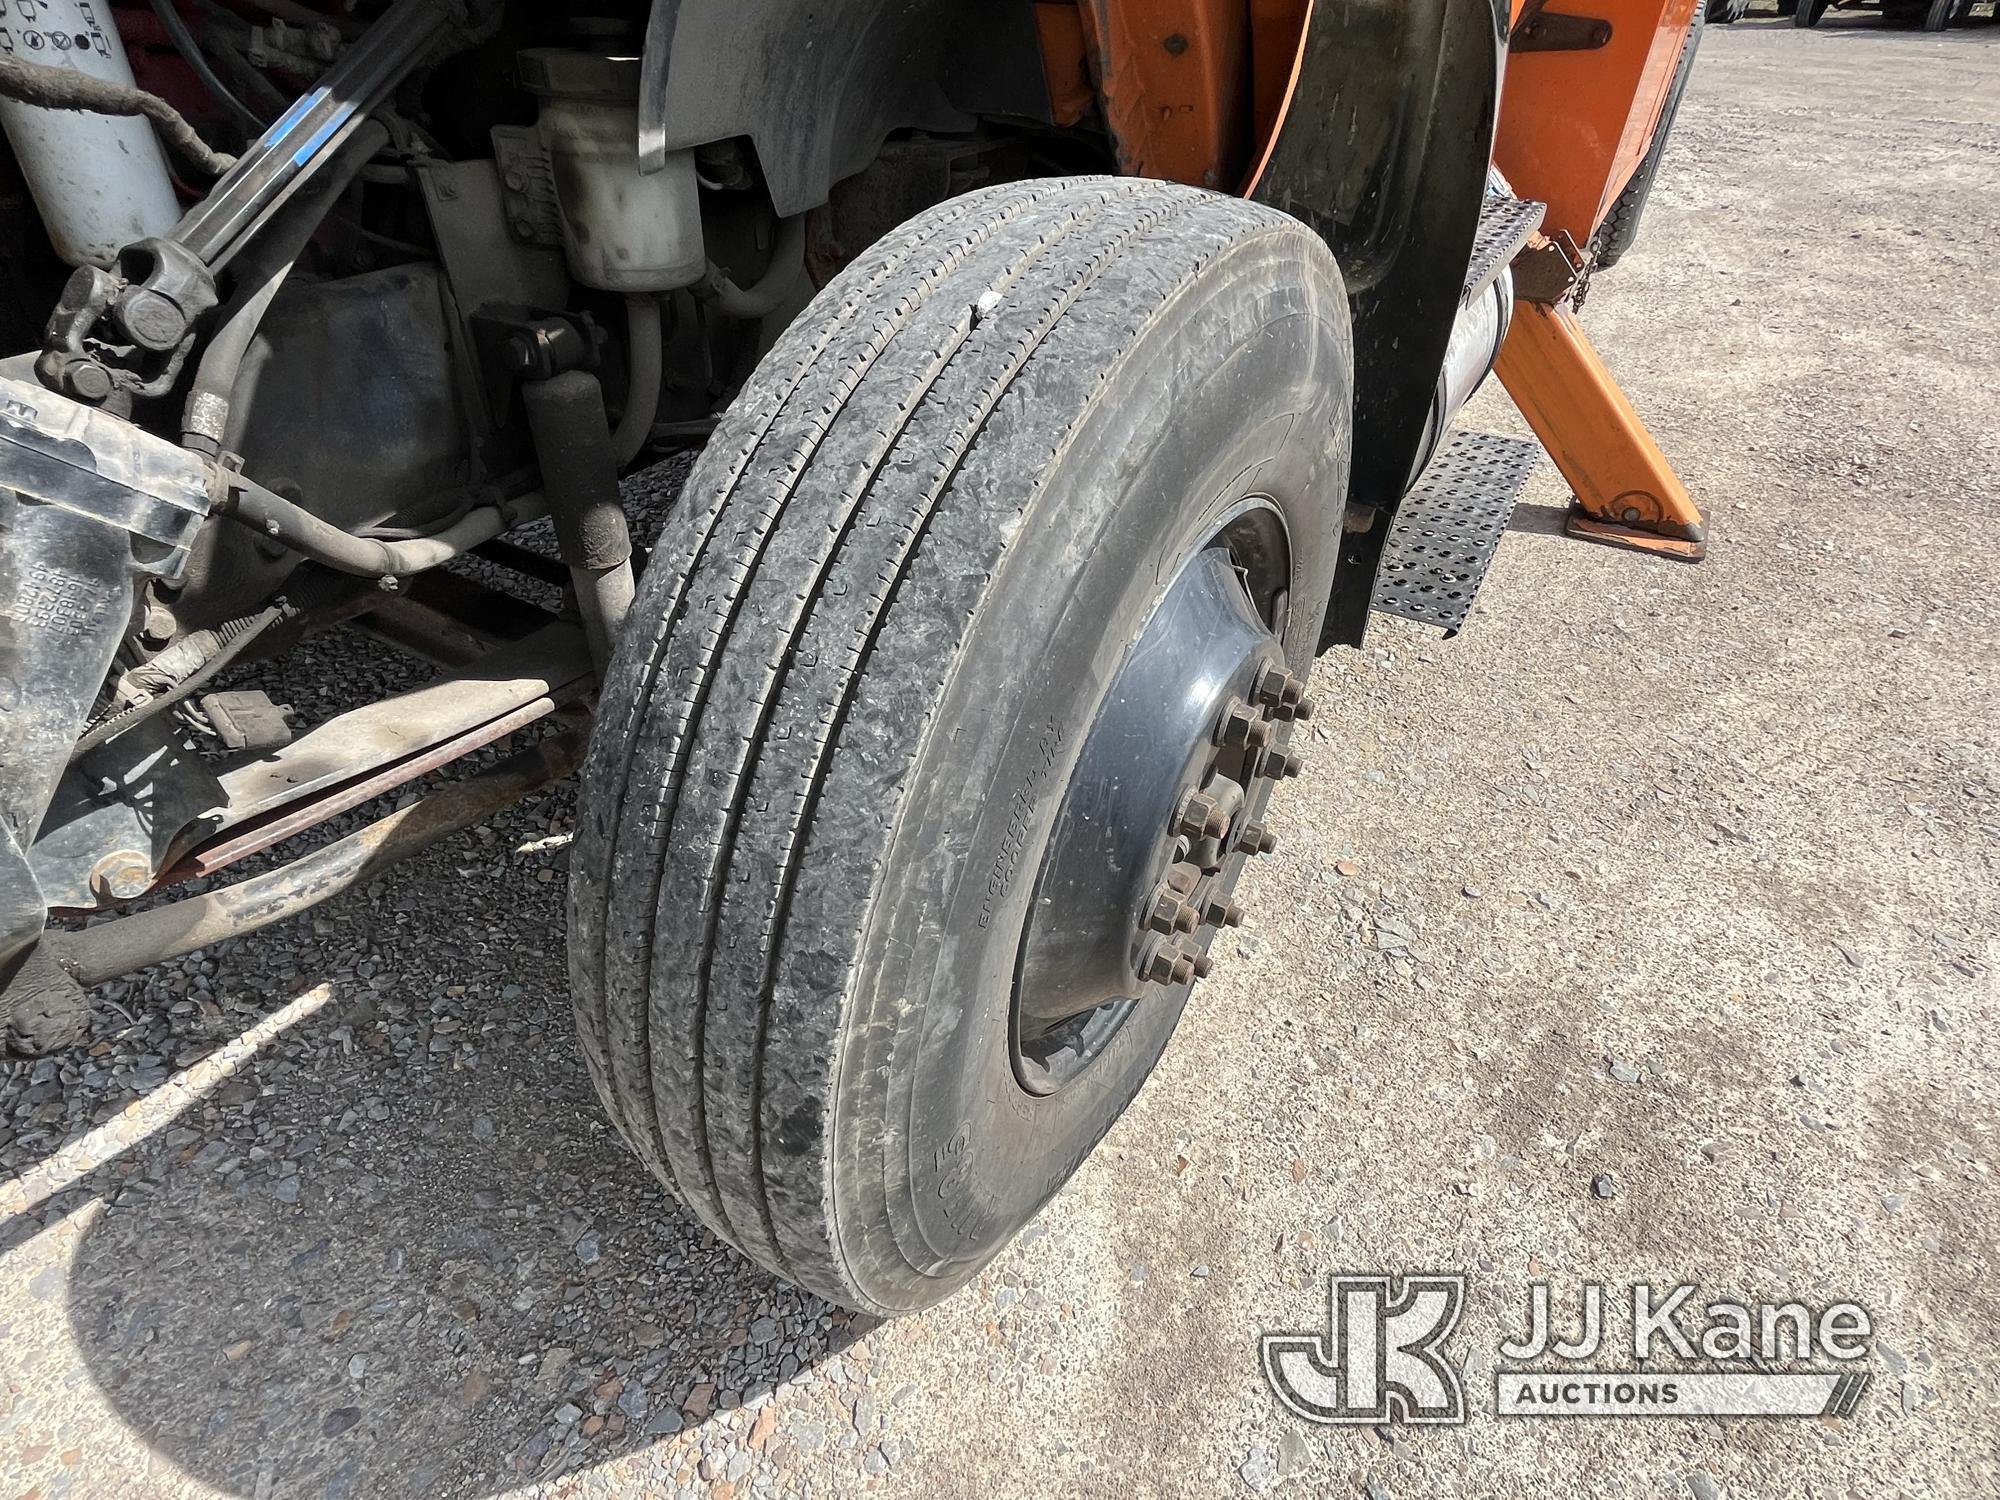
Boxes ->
[1510,231,1590,306]
[1510,4,1613,52]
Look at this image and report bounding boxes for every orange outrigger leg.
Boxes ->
[1492,0,1709,561]
[1495,298,1705,560]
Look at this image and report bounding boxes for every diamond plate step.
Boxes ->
[1464,194,1545,303]
[1370,430,1541,636]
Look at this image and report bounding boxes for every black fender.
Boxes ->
[637,0,1049,218]
[1248,0,1508,648]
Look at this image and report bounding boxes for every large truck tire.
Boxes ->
[1593,6,1705,270]
[567,177,1351,1313]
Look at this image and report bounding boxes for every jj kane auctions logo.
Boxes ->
[1262,1275,1876,1423]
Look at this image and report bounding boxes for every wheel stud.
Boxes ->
[1202,896,1244,928]
[1168,948,1196,985]
[1147,889,1199,934]
[1174,789,1229,840]
[1234,820,1276,855]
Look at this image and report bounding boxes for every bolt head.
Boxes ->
[90,853,152,902]
[62,359,114,403]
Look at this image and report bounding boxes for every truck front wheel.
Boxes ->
[567,177,1351,1313]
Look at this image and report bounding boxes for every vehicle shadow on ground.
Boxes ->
[1503,499,1573,538]
[3,793,863,1498]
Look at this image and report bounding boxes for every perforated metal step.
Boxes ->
[1370,430,1541,636]
[1464,194,1545,303]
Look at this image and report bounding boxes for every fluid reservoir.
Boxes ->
[0,0,181,266]
[520,49,703,293]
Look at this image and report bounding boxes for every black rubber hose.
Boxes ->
[182,120,391,453]
[700,216,806,320]
[149,0,266,135]
[220,471,545,579]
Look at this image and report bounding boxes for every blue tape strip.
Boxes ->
[253,88,322,153]
[291,102,355,167]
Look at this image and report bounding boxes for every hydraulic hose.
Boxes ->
[181,120,391,453]
[149,0,265,135]
[219,473,546,580]
[611,295,663,467]
[700,215,806,320]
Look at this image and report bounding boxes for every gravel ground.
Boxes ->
[3,20,1996,1500]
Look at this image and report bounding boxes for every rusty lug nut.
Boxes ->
[1203,897,1244,928]
[1262,749,1303,780]
[1138,940,1180,985]
[1190,950,1214,979]
[1147,889,1200,935]
[1293,697,1315,721]
[1174,789,1229,841]
[1218,700,1272,750]
[1218,701,1256,747]
[1234,820,1277,856]
[1253,664,1306,711]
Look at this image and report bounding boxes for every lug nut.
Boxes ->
[1234,821,1277,856]
[1292,697,1315,721]
[1217,700,1272,750]
[1174,789,1229,841]
[1167,947,1196,985]
[1139,941,1178,984]
[1253,663,1308,711]
[1190,950,1214,979]
[1261,749,1302,780]
[1147,889,1199,934]
[1203,897,1244,928]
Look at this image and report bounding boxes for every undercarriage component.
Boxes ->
[217,470,544,580]
[520,371,635,672]
[0,943,88,1056]
[1370,430,1541,635]
[33,0,467,411]
[42,722,585,990]
[1493,297,1706,560]
[0,373,212,971]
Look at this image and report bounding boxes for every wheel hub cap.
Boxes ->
[1012,539,1313,1094]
